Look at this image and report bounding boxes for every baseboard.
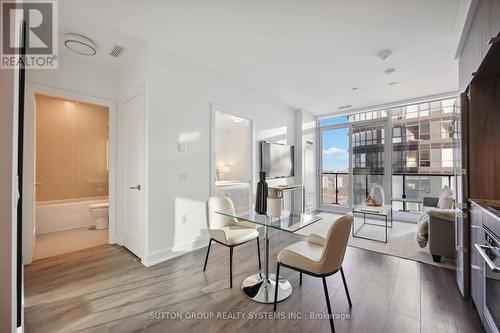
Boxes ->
[36,224,95,235]
[142,236,210,267]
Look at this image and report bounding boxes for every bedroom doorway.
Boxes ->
[211,109,253,215]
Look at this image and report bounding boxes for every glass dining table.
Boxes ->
[215,210,323,304]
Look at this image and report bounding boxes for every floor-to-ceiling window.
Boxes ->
[352,123,386,207]
[319,97,459,214]
[390,98,459,212]
[320,116,350,206]
[319,110,389,210]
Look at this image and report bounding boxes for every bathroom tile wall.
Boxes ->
[35,94,109,202]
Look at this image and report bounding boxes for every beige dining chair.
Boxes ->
[273,214,353,333]
[204,196,261,288]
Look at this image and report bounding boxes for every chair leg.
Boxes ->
[203,238,212,271]
[229,246,234,288]
[299,272,302,286]
[322,277,335,333]
[340,267,352,307]
[273,263,280,311]
[257,238,262,270]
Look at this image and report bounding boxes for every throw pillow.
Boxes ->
[416,213,429,248]
[438,185,454,209]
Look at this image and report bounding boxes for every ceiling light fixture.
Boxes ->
[232,116,245,123]
[352,87,358,91]
[64,33,97,56]
[338,105,352,110]
[388,81,398,86]
[377,49,392,61]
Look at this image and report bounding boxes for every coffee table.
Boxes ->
[352,205,392,243]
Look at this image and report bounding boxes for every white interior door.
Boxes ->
[121,91,145,258]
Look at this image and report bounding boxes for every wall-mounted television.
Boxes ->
[260,141,294,179]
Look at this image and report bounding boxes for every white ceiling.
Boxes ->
[215,111,251,130]
[59,0,461,116]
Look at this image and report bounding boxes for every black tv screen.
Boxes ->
[260,141,294,178]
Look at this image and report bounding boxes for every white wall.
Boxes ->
[23,41,297,267]
[27,53,118,101]
[302,111,317,211]
[0,46,19,333]
[120,44,296,265]
[294,109,317,211]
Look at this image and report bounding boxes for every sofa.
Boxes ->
[423,197,456,262]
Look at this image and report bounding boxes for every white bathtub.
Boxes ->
[35,197,108,235]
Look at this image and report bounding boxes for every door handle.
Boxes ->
[475,244,500,272]
[129,185,141,190]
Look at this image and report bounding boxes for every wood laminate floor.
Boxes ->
[25,229,484,333]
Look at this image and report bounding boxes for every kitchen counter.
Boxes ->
[470,199,500,220]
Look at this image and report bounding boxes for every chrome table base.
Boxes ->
[241,218,292,303]
[241,273,292,303]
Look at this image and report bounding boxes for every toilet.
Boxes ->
[89,202,109,229]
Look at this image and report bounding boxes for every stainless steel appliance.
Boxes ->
[475,214,500,333]
[453,93,470,298]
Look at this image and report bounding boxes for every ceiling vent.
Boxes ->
[109,44,126,58]
[338,104,352,110]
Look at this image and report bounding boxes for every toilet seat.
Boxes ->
[89,202,109,230]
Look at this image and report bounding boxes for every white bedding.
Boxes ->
[215,181,250,215]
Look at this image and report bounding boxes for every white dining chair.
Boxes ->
[273,214,353,333]
[204,196,261,288]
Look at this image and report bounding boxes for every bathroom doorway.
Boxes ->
[23,86,117,263]
[33,94,109,260]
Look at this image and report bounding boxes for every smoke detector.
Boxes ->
[384,68,396,75]
[64,33,97,56]
[377,49,392,61]
[109,44,126,58]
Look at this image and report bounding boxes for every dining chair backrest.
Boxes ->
[320,214,353,274]
[206,196,237,230]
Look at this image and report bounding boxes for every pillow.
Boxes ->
[437,185,454,209]
[416,214,429,248]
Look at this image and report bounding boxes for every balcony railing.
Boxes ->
[321,172,454,212]
[322,172,349,205]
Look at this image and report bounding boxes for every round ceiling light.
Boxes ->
[64,33,97,56]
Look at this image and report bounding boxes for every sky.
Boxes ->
[320,117,349,172]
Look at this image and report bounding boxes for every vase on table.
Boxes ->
[267,188,282,217]
[255,171,268,214]
[371,185,385,206]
